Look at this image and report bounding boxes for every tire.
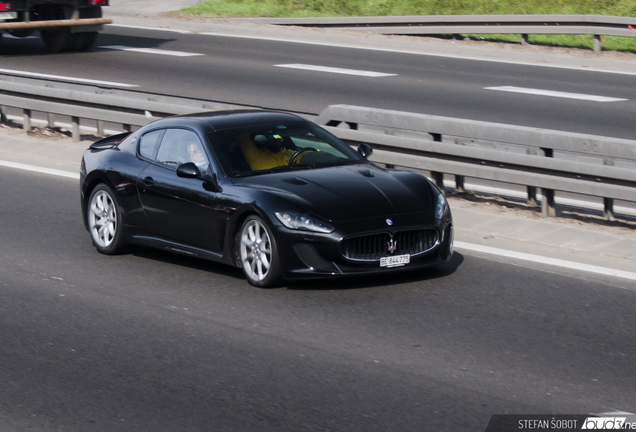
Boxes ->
[87,184,129,255]
[41,27,72,53]
[73,31,98,52]
[41,27,96,52]
[238,215,283,288]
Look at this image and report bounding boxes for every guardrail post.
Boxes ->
[0,106,7,124]
[123,124,131,133]
[432,171,445,195]
[23,109,32,133]
[521,34,529,45]
[97,120,104,137]
[526,148,539,206]
[542,189,556,217]
[604,198,615,221]
[455,175,465,192]
[47,113,55,129]
[71,116,80,141]
[594,35,601,53]
[540,147,556,217]
[527,186,538,206]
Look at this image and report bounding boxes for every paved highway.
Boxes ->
[1,25,636,139]
[2,20,636,431]
[1,164,636,431]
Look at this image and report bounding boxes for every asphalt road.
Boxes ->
[1,165,635,431]
[2,21,636,431]
[1,25,636,139]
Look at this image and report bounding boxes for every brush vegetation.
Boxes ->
[182,0,636,53]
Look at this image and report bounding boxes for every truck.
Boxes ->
[0,0,110,52]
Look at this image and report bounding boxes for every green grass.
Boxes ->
[181,0,636,53]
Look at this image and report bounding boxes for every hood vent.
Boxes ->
[282,177,308,185]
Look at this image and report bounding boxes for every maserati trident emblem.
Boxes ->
[387,237,398,254]
[386,219,393,226]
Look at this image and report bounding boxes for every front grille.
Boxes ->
[342,229,438,261]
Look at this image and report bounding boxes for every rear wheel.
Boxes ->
[239,216,283,288]
[41,28,96,52]
[41,27,72,52]
[74,31,98,51]
[87,184,129,255]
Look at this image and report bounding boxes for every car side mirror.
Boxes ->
[176,162,201,178]
[357,143,373,158]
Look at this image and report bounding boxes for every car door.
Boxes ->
[137,128,222,253]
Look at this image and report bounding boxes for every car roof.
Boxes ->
[154,110,309,132]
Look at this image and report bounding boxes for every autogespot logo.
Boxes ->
[582,417,627,429]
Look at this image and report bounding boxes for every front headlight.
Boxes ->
[435,194,448,220]
[275,212,334,234]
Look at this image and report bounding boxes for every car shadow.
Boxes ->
[129,245,464,291]
[130,246,247,280]
[286,252,464,291]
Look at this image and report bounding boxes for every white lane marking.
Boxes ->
[107,24,636,77]
[485,86,628,102]
[0,68,138,88]
[2,159,634,283]
[0,160,79,180]
[99,45,204,57]
[275,63,396,77]
[455,241,636,282]
[195,31,636,77]
[108,24,194,34]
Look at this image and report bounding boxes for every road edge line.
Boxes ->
[455,241,636,282]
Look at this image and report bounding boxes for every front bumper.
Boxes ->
[276,212,453,281]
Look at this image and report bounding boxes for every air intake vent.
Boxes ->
[343,229,438,261]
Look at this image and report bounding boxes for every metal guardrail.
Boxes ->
[0,72,262,137]
[1,73,636,220]
[250,14,636,53]
[316,105,636,219]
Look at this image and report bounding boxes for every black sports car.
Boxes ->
[80,110,453,287]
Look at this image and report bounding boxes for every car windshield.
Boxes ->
[207,121,365,177]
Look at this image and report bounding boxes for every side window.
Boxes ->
[138,129,164,160]
[156,129,209,174]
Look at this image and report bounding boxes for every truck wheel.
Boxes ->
[41,27,72,53]
[41,29,98,53]
[74,32,98,51]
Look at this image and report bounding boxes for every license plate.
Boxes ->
[0,12,18,20]
[380,254,410,268]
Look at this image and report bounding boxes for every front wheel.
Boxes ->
[238,216,283,288]
[87,184,129,254]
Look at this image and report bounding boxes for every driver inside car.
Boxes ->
[238,131,299,171]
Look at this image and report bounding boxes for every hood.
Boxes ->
[235,165,433,222]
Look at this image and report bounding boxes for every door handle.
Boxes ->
[142,176,155,187]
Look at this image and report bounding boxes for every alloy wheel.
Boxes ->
[89,189,117,248]
[240,219,273,282]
